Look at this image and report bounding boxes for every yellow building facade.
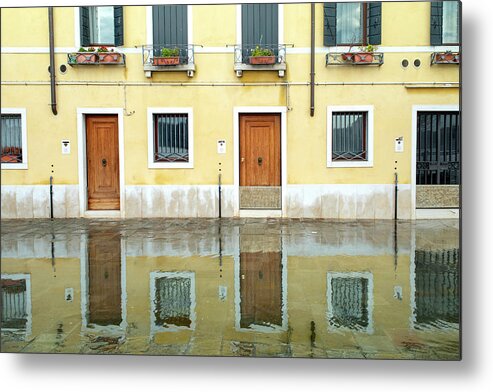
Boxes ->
[0,2,461,219]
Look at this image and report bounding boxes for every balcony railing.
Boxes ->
[141,44,198,77]
[231,44,290,77]
[326,52,384,66]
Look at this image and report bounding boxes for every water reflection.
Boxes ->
[1,218,460,359]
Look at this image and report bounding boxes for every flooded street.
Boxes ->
[1,218,460,359]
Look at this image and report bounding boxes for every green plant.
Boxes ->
[97,46,110,52]
[359,44,377,53]
[78,47,87,52]
[160,47,180,57]
[251,45,274,57]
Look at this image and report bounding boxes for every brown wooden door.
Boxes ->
[86,115,120,210]
[240,114,281,186]
[88,229,122,326]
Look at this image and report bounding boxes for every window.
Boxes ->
[1,109,27,170]
[324,2,382,47]
[79,6,124,47]
[327,106,374,168]
[431,1,460,45]
[147,108,194,169]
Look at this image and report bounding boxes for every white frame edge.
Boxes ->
[1,108,28,170]
[147,107,194,169]
[327,105,374,168]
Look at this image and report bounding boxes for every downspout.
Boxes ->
[48,7,57,115]
[310,3,315,117]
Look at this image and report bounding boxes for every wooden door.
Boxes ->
[240,114,281,186]
[86,115,120,210]
[88,230,122,326]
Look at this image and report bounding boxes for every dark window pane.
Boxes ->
[154,113,189,162]
[1,114,23,164]
[332,112,367,161]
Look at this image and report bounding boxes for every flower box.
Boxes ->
[353,52,374,63]
[98,52,122,63]
[433,52,460,64]
[153,56,180,66]
[249,55,276,65]
[75,53,97,64]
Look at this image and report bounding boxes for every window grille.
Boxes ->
[1,279,28,330]
[1,114,23,163]
[332,112,367,161]
[154,277,192,328]
[330,277,369,331]
[153,114,189,163]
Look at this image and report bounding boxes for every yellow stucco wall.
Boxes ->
[1,3,460,187]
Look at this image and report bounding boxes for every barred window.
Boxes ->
[1,278,28,330]
[153,113,189,163]
[330,277,369,331]
[1,114,23,164]
[332,111,367,161]
[154,277,192,328]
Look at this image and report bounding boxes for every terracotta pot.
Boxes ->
[353,52,374,63]
[99,52,121,63]
[153,56,180,66]
[1,154,19,163]
[341,53,354,62]
[249,56,276,65]
[76,53,97,64]
[435,52,460,64]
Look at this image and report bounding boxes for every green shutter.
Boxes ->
[430,2,443,45]
[152,5,188,45]
[323,3,337,46]
[114,6,124,46]
[367,2,382,45]
[79,7,90,47]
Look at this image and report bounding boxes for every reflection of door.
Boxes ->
[240,251,282,328]
[239,114,281,209]
[88,231,122,326]
[86,115,120,210]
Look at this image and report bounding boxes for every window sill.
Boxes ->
[143,63,195,78]
[327,161,373,168]
[148,162,194,169]
[1,163,28,170]
[234,63,286,77]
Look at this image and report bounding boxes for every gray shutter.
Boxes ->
[152,5,188,46]
[430,2,443,45]
[241,3,278,58]
[323,3,337,46]
[114,6,124,46]
[367,2,382,45]
[79,7,90,47]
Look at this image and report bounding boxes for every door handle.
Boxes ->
[102,158,107,167]
[258,157,263,166]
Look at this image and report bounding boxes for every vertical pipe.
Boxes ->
[48,7,57,115]
[310,3,315,117]
[218,172,222,219]
[394,172,398,220]
[50,176,54,219]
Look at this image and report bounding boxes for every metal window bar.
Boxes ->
[414,249,460,328]
[153,114,189,162]
[416,112,460,185]
[330,277,369,331]
[1,114,23,163]
[1,279,28,330]
[142,44,196,67]
[154,277,191,328]
[332,112,367,161]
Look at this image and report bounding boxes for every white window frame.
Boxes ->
[147,107,194,169]
[327,105,374,168]
[1,108,28,170]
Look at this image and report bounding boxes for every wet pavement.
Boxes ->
[1,218,460,359]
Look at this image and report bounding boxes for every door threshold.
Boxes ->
[83,210,122,218]
[239,210,282,218]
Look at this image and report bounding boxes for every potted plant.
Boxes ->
[433,50,460,64]
[353,44,377,63]
[97,46,121,63]
[249,45,276,65]
[153,47,180,66]
[75,47,97,64]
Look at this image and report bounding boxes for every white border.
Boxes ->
[1,108,28,170]
[146,4,193,46]
[80,235,127,335]
[149,271,196,335]
[326,271,374,334]
[76,108,125,218]
[147,107,194,169]
[411,105,460,219]
[233,106,287,216]
[0,273,32,338]
[327,105,374,168]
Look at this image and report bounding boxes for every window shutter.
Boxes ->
[367,2,382,45]
[79,7,90,47]
[430,2,443,45]
[323,3,337,46]
[114,6,124,46]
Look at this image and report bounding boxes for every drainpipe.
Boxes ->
[48,7,57,115]
[394,172,398,220]
[310,3,315,117]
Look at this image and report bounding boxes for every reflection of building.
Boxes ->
[1,275,31,336]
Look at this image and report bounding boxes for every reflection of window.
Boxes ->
[1,109,27,169]
[1,279,28,330]
[147,108,194,169]
[431,1,460,45]
[79,6,124,47]
[327,272,373,333]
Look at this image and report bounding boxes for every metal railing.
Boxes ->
[141,44,197,67]
[431,51,460,65]
[326,52,384,66]
[231,44,289,66]
[67,52,126,66]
